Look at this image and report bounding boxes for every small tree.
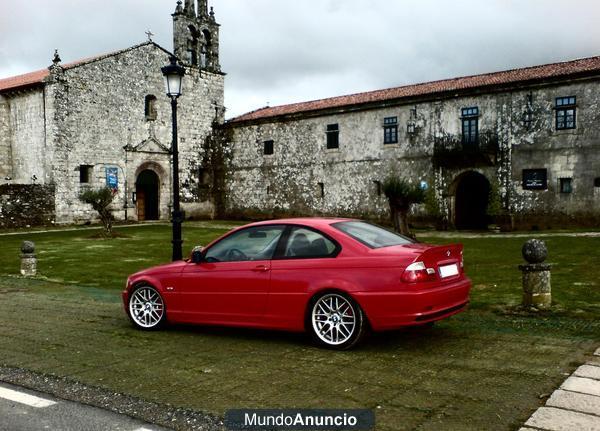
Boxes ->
[79,187,116,236]
[382,176,425,237]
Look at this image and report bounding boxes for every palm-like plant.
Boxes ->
[79,187,116,237]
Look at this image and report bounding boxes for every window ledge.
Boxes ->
[553,129,580,135]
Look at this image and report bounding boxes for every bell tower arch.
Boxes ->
[172,0,220,72]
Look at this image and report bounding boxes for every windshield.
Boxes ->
[332,221,414,249]
[204,225,285,262]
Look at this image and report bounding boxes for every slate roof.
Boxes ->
[0,42,171,93]
[230,55,600,123]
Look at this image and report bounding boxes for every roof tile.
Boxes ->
[0,42,166,93]
[230,55,600,123]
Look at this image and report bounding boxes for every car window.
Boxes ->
[283,227,337,258]
[205,225,285,262]
[332,221,414,248]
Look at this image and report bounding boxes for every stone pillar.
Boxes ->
[519,239,551,308]
[20,240,37,277]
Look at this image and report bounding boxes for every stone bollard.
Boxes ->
[20,240,37,277]
[519,239,551,308]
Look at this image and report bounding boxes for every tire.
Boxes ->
[128,285,166,330]
[308,292,366,350]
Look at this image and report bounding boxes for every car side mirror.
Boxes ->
[191,246,205,264]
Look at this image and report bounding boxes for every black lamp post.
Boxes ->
[161,56,186,261]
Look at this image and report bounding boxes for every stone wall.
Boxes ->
[0,184,55,228]
[509,82,600,228]
[42,42,223,223]
[227,77,600,227]
[227,93,503,221]
[0,89,46,184]
[0,95,12,180]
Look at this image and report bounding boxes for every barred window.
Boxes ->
[559,177,572,194]
[555,96,576,130]
[461,107,479,147]
[383,117,398,144]
[326,124,339,149]
[79,165,93,183]
[263,140,274,155]
[144,95,157,120]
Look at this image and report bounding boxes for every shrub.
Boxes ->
[79,187,116,237]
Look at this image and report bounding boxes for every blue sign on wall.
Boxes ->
[105,167,118,190]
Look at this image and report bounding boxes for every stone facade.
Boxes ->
[2,1,599,230]
[226,62,600,229]
[0,1,224,226]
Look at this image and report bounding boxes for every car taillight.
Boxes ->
[401,261,437,283]
[460,251,464,271]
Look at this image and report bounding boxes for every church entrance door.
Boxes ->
[453,171,490,230]
[136,170,160,221]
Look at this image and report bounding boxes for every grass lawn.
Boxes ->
[418,234,600,318]
[0,223,598,430]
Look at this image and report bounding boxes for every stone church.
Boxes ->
[0,0,223,227]
[225,56,600,229]
[1,0,599,230]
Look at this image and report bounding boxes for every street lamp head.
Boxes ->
[161,56,185,98]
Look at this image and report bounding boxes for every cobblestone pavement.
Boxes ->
[521,347,600,431]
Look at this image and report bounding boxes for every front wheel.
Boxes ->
[128,285,166,330]
[308,292,366,349]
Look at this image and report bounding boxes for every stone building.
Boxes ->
[226,56,600,229]
[0,0,223,227]
[2,0,599,230]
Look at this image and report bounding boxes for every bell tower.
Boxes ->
[172,0,221,72]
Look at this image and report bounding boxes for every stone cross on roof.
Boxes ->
[145,30,154,41]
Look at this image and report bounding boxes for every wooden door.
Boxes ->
[137,188,146,221]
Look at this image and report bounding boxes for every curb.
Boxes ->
[520,347,600,430]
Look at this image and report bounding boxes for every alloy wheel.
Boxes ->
[129,286,165,329]
[311,293,358,346]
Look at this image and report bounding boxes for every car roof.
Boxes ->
[244,217,355,228]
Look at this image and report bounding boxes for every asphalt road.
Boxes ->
[0,382,169,431]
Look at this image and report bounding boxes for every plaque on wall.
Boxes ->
[522,169,547,190]
[105,167,119,190]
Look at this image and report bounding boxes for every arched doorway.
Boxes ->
[454,171,490,230]
[136,170,160,221]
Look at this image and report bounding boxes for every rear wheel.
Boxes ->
[128,285,166,330]
[309,292,366,349]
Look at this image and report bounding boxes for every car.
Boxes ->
[122,218,471,349]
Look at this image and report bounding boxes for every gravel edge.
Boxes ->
[0,366,224,430]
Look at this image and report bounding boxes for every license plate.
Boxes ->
[439,264,459,278]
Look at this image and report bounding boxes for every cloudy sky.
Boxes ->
[1,0,599,118]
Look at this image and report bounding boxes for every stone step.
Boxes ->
[525,406,600,431]
[561,376,600,397]
[547,389,600,417]
[575,365,600,381]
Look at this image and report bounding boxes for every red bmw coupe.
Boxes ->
[123,218,471,349]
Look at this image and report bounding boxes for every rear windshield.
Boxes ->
[332,221,414,249]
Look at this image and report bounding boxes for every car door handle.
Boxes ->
[252,265,270,272]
